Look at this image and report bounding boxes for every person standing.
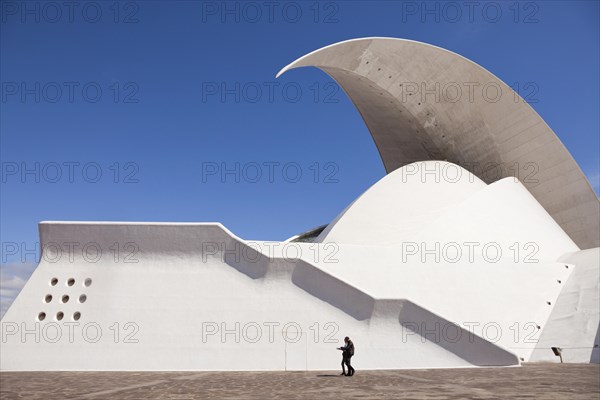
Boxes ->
[337,336,355,376]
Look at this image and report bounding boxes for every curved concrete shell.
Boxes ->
[316,161,579,262]
[277,38,600,249]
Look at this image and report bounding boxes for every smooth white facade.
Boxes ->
[1,162,598,370]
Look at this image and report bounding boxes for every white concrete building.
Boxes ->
[1,38,598,370]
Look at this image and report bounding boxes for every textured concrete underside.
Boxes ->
[278,37,600,249]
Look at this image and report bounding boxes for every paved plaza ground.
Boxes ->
[1,363,598,399]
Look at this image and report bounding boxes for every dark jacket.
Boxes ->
[341,340,354,357]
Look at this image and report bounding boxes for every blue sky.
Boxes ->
[1,1,599,315]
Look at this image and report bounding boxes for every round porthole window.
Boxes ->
[79,294,87,303]
[62,295,69,303]
[56,312,64,321]
[67,278,75,287]
[44,295,52,303]
[38,312,46,321]
[50,278,58,286]
[84,278,92,287]
[73,312,81,321]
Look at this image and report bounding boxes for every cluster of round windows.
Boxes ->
[38,277,92,322]
[50,277,92,287]
[37,311,81,322]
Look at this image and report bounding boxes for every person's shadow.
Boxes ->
[316,374,341,377]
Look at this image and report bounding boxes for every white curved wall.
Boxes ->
[320,161,579,261]
[318,161,487,246]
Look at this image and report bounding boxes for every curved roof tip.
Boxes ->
[273,37,600,249]
[275,37,476,79]
[275,37,396,78]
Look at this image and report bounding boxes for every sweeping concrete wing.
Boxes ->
[277,37,600,249]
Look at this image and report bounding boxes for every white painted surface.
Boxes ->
[0,222,516,370]
[318,161,579,262]
[2,162,595,370]
[530,248,600,363]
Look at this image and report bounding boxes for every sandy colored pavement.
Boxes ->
[1,364,599,399]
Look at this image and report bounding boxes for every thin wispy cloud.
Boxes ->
[0,263,37,319]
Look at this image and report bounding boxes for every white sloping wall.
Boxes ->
[530,248,600,363]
